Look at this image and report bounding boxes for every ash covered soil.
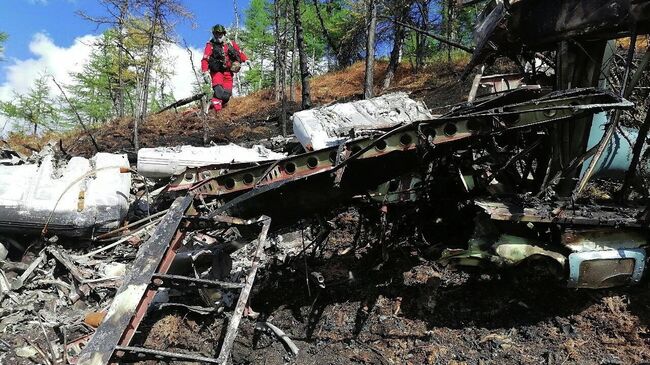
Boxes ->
[136,210,650,365]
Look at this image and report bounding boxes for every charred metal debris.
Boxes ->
[1,0,650,364]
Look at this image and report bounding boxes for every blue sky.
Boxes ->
[0,0,252,134]
[0,0,251,83]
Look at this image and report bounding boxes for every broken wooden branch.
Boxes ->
[155,92,204,114]
[382,17,474,54]
[52,77,100,153]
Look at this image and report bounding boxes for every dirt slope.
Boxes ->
[4,60,472,157]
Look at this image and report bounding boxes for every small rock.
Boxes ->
[15,345,38,358]
[102,262,126,277]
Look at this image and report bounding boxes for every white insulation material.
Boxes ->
[137,144,287,178]
[0,152,131,235]
[292,92,434,150]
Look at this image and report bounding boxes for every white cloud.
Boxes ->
[161,43,202,100]
[0,32,203,136]
[0,32,98,134]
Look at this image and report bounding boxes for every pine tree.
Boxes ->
[364,0,377,99]
[78,0,190,149]
[293,0,312,109]
[66,32,120,124]
[243,0,274,92]
[1,75,64,135]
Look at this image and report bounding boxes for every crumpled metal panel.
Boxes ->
[0,151,131,236]
[292,92,434,151]
[137,144,286,178]
[568,249,646,289]
[562,229,647,252]
[509,0,650,46]
[465,0,650,78]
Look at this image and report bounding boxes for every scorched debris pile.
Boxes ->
[1,0,650,364]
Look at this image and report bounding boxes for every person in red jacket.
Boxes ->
[201,24,248,111]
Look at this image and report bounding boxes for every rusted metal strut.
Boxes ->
[77,195,192,365]
[77,195,272,365]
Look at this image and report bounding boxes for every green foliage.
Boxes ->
[402,30,435,65]
[1,18,182,135]
[305,0,365,67]
[455,4,479,45]
[239,0,365,92]
[243,0,274,53]
[0,75,65,134]
[64,21,176,125]
[65,33,119,124]
[427,48,471,65]
[241,0,274,91]
[399,1,477,67]
[299,3,328,62]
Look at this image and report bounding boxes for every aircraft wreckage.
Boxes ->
[0,0,649,364]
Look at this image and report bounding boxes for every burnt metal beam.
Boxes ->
[172,88,630,202]
[216,216,271,363]
[151,273,245,290]
[476,200,646,227]
[77,195,192,365]
[161,88,633,225]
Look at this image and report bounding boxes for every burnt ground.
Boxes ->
[3,58,650,364]
[134,211,650,365]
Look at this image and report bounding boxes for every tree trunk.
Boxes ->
[446,0,455,62]
[382,5,407,91]
[257,58,264,90]
[135,0,161,151]
[293,0,311,109]
[313,0,340,68]
[101,41,119,116]
[233,0,242,95]
[280,0,289,136]
[364,0,377,99]
[273,0,282,102]
[116,0,128,118]
[414,0,429,70]
[290,26,297,102]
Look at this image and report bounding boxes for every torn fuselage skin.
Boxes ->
[162,85,644,290]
